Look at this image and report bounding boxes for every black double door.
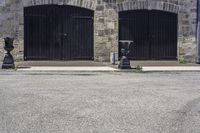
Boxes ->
[119,10,178,60]
[24,5,94,60]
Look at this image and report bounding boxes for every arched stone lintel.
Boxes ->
[117,1,180,14]
[22,0,96,11]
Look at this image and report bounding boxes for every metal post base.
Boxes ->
[2,53,15,69]
[196,58,200,64]
[118,56,131,69]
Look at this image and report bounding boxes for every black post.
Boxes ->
[118,40,133,69]
[197,0,200,64]
[2,37,15,69]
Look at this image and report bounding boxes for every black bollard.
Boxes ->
[118,40,133,69]
[2,37,15,69]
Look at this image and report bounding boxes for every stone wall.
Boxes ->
[94,0,118,61]
[0,0,198,63]
[177,0,197,62]
[95,0,197,62]
[0,0,23,61]
[197,0,200,63]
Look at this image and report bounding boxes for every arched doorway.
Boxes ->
[119,10,178,60]
[24,5,94,60]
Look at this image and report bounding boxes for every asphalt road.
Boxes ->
[0,71,200,133]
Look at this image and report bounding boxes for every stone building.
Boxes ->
[0,0,198,63]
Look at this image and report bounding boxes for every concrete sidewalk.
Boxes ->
[132,60,200,66]
[16,60,200,67]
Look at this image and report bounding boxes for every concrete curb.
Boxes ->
[2,66,200,73]
[142,66,200,72]
[17,66,119,72]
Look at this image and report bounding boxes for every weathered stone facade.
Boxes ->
[0,0,198,63]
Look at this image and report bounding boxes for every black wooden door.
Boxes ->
[62,7,94,60]
[24,5,94,60]
[149,11,178,59]
[119,10,178,60]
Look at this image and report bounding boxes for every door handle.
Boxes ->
[57,33,67,37]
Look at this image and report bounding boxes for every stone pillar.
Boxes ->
[94,1,118,62]
[197,0,200,63]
